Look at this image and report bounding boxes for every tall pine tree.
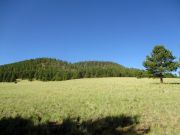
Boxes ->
[143,45,179,83]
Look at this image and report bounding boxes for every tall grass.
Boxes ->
[0,78,179,134]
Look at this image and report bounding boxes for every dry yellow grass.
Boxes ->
[0,78,180,134]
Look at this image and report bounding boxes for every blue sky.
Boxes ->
[0,0,180,70]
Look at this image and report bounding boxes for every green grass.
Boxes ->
[0,78,180,135]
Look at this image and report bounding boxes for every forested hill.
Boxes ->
[0,58,147,82]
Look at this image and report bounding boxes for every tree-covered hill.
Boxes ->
[0,58,150,82]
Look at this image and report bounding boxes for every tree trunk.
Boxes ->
[160,77,163,83]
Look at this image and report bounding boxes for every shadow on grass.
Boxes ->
[0,115,150,135]
[152,82,180,85]
[164,82,180,85]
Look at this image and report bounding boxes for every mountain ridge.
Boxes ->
[0,58,158,82]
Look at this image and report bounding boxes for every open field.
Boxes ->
[0,78,180,135]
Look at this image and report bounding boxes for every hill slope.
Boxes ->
[0,58,145,82]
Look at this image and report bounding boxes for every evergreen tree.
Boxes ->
[10,73,17,82]
[0,57,177,82]
[143,45,179,83]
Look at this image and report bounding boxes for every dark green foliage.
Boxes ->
[0,57,174,82]
[143,45,179,83]
[0,115,150,135]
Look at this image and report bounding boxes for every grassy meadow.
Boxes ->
[0,78,180,135]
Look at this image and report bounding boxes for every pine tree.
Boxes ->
[143,45,179,83]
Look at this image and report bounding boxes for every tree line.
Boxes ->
[0,58,176,82]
